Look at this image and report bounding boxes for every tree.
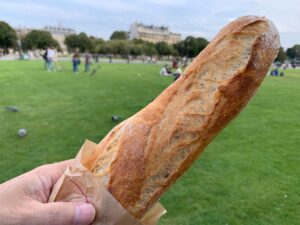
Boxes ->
[132,38,146,44]
[173,41,185,56]
[174,36,209,57]
[110,31,128,40]
[275,47,287,63]
[155,42,172,56]
[65,32,93,52]
[22,30,59,50]
[143,42,157,56]
[196,37,209,54]
[111,40,130,55]
[78,32,93,52]
[90,36,105,53]
[286,45,300,60]
[64,34,80,51]
[0,21,17,51]
[128,42,143,56]
[184,36,209,57]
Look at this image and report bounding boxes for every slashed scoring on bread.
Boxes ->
[81,16,280,219]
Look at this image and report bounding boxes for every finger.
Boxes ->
[35,159,74,184]
[35,202,95,225]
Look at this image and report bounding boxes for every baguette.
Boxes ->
[81,16,280,219]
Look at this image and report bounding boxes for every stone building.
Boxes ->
[129,23,181,44]
[44,26,76,51]
[15,25,76,52]
[15,27,33,38]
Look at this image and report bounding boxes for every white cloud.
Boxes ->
[0,1,91,22]
[0,0,299,47]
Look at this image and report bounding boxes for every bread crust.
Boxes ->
[85,16,280,219]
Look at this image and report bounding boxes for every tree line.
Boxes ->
[1,20,300,61]
[64,31,210,58]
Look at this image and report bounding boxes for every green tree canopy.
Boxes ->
[128,42,143,56]
[142,42,157,56]
[64,34,79,51]
[132,38,146,45]
[286,45,300,60]
[0,21,17,50]
[174,36,209,57]
[155,42,174,56]
[173,41,185,56]
[275,47,287,63]
[110,31,128,40]
[185,36,208,57]
[102,40,130,55]
[134,41,158,56]
[92,35,209,57]
[65,32,93,52]
[22,30,59,50]
[90,36,105,53]
[97,39,158,56]
[78,32,93,52]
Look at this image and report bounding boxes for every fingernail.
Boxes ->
[74,204,96,225]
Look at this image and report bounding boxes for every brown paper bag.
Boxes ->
[49,140,166,225]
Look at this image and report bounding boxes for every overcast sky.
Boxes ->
[1,0,299,48]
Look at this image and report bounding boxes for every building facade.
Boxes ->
[15,27,33,38]
[15,25,76,52]
[44,26,76,52]
[129,23,181,44]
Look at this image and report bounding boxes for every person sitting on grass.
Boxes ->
[173,67,182,81]
[160,64,172,76]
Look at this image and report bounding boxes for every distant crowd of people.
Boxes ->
[40,48,192,77]
[270,62,289,76]
[42,47,96,74]
[31,49,298,80]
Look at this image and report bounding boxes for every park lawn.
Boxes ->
[0,61,299,225]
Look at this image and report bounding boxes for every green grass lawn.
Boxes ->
[0,61,299,225]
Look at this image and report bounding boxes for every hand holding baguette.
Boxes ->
[53,16,280,220]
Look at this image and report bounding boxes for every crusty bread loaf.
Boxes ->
[81,16,280,219]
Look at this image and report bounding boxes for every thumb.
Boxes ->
[38,202,95,225]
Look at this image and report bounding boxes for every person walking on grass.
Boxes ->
[72,51,80,74]
[46,46,55,72]
[84,51,92,73]
[42,48,48,70]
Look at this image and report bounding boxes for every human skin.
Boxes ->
[0,160,96,225]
